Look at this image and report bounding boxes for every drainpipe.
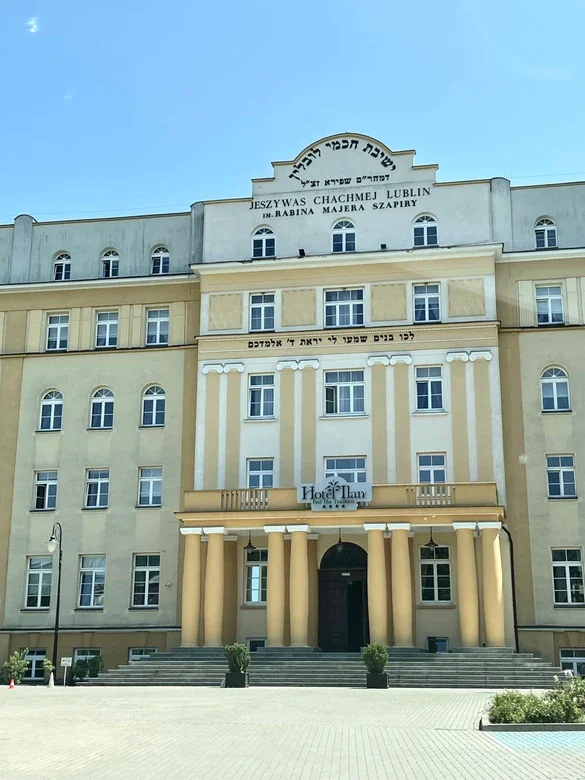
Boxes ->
[501,525,519,653]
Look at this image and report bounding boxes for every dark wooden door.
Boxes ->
[318,569,367,651]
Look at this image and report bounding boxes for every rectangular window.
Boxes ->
[536,285,564,325]
[34,471,58,510]
[129,647,157,663]
[23,649,46,680]
[78,556,106,608]
[247,638,267,653]
[73,647,101,664]
[101,257,119,278]
[247,459,274,488]
[560,649,585,676]
[250,293,275,332]
[552,549,584,605]
[418,453,446,483]
[46,314,69,351]
[245,548,268,604]
[138,467,163,506]
[151,256,169,275]
[324,370,365,415]
[54,260,71,281]
[325,457,367,483]
[416,366,443,411]
[324,289,364,328]
[25,557,52,608]
[248,375,274,418]
[546,455,576,498]
[413,283,441,322]
[132,554,160,607]
[146,309,169,345]
[85,469,110,508]
[420,546,451,602]
[95,311,118,348]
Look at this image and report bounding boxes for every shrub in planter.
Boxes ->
[489,674,585,724]
[67,660,89,685]
[362,643,389,688]
[224,643,251,688]
[1,649,30,685]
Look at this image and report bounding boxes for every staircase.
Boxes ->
[83,647,562,689]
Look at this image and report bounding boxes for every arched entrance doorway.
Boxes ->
[318,542,369,652]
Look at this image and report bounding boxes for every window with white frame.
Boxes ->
[546,455,576,498]
[325,289,364,327]
[146,309,169,345]
[53,253,71,281]
[95,311,118,348]
[23,649,46,680]
[25,557,52,608]
[560,649,585,676]
[101,250,119,278]
[85,469,110,508]
[413,283,440,322]
[90,388,114,429]
[73,647,101,664]
[552,549,584,605]
[541,367,570,411]
[245,548,268,603]
[416,366,443,411]
[535,218,557,249]
[252,228,275,258]
[325,457,367,483]
[138,467,162,506]
[247,459,274,488]
[332,220,356,253]
[420,545,451,602]
[413,215,438,247]
[536,285,564,325]
[324,370,364,415]
[142,385,166,426]
[46,314,69,351]
[418,453,446,483]
[39,390,63,431]
[250,293,275,331]
[129,647,157,663]
[78,556,106,608]
[34,471,57,510]
[132,554,160,607]
[151,246,170,275]
[249,375,274,418]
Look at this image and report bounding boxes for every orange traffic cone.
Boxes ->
[8,679,15,689]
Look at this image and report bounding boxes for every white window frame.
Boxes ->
[419,545,452,603]
[101,250,119,278]
[151,246,170,275]
[252,228,275,259]
[324,370,365,416]
[78,556,106,608]
[141,385,166,427]
[413,215,438,247]
[248,374,275,418]
[138,467,163,506]
[560,649,585,676]
[247,459,274,488]
[39,390,63,431]
[25,557,52,609]
[535,218,557,249]
[132,554,160,607]
[146,309,169,346]
[541,367,570,412]
[417,453,446,484]
[85,469,110,508]
[90,388,114,429]
[46,314,69,351]
[245,548,268,604]
[95,311,118,348]
[536,284,564,325]
[53,253,71,281]
[552,549,584,605]
[324,288,364,328]
[332,221,356,253]
[546,455,576,498]
[415,366,443,411]
[249,293,275,332]
[129,647,157,663]
[34,471,58,510]
[413,283,441,322]
[324,457,367,483]
[73,647,101,664]
[23,649,46,680]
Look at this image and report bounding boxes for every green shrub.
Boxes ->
[224,643,251,673]
[489,691,530,724]
[489,674,585,724]
[1,649,30,685]
[362,643,388,674]
[42,658,55,676]
[68,660,89,684]
[87,655,104,678]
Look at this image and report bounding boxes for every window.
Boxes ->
[78,556,106,608]
[85,469,110,508]
[132,554,160,607]
[536,285,564,325]
[535,218,557,249]
[25,557,52,608]
[142,385,166,427]
[250,293,275,331]
[552,549,584,605]
[541,367,570,412]
[413,215,438,247]
[247,459,274,488]
[325,370,364,415]
[23,649,46,681]
[73,647,101,664]
[90,388,114,429]
[249,375,274,418]
[151,246,170,275]
[53,253,71,281]
[324,289,364,327]
[325,457,367,483]
[546,455,576,498]
[413,283,440,322]
[332,220,355,253]
[146,309,169,345]
[34,471,57,510]
[420,546,451,602]
[416,366,443,411]
[101,250,119,278]
[129,647,157,663]
[39,390,63,431]
[252,228,275,258]
[46,314,69,351]
[245,548,268,604]
[138,467,162,506]
[418,453,446,483]
[95,311,118,348]
[560,649,585,676]
[247,638,266,652]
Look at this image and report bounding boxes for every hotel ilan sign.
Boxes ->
[297,478,373,511]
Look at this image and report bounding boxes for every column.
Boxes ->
[180,528,202,646]
[203,527,225,647]
[265,526,286,647]
[453,522,479,647]
[364,524,388,646]
[288,525,310,647]
[479,521,506,647]
[388,523,413,647]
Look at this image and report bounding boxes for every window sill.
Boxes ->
[241,604,267,610]
[95,346,118,350]
[135,505,162,509]
[548,496,578,501]
[86,428,113,432]
[324,325,365,329]
[414,320,442,325]
[138,425,165,430]
[553,604,585,609]
[45,349,68,353]
[249,330,276,335]
[82,507,109,511]
[144,343,169,348]
[244,417,278,423]
[413,410,448,416]
[74,607,104,612]
[29,509,56,513]
[35,429,62,434]
[128,606,159,611]
[320,414,368,420]
[417,603,456,609]
[20,608,50,613]
[542,410,573,415]
[537,323,565,328]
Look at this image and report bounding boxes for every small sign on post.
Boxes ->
[60,657,72,686]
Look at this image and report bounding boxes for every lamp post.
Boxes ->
[46,523,63,674]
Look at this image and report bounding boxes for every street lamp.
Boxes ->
[46,523,63,674]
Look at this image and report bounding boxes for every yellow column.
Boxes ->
[453,522,479,647]
[180,528,202,646]
[265,526,286,647]
[203,527,225,647]
[388,523,413,647]
[288,525,310,646]
[364,524,388,646]
[479,522,506,647]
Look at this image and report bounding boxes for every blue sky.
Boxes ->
[2,0,585,222]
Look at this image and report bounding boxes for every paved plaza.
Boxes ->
[1,686,584,779]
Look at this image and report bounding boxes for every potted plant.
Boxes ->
[1,648,30,686]
[224,643,251,688]
[42,658,55,686]
[362,643,389,689]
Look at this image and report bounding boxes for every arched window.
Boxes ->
[413,215,438,247]
[151,246,170,275]
[142,385,166,427]
[541,367,570,411]
[90,388,114,429]
[53,253,71,281]
[332,221,356,253]
[252,228,275,259]
[535,218,557,249]
[39,390,63,431]
[101,250,119,278]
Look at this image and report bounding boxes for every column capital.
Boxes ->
[387,522,411,532]
[276,360,299,371]
[298,359,319,370]
[202,363,223,375]
[477,521,501,530]
[203,526,226,535]
[363,523,386,531]
[223,362,245,373]
[287,524,310,533]
[389,354,412,366]
[446,351,469,363]
[367,355,390,367]
[264,525,287,533]
[469,350,493,362]
[452,522,477,531]
[180,527,203,535]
